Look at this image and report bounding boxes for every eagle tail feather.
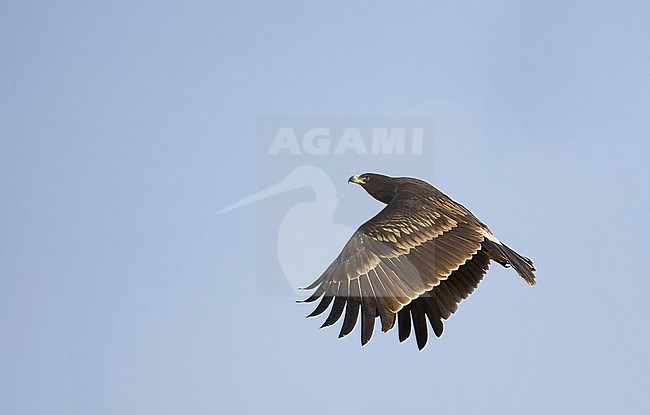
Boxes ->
[484,240,536,286]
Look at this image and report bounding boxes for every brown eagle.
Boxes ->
[300,173,536,349]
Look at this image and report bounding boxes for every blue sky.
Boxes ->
[1,1,649,414]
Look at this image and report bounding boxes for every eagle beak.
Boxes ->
[348,175,364,184]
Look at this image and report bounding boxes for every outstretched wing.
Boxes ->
[397,247,491,349]
[301,190,488,346]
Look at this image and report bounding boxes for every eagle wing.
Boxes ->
[301,189,491,348]
[397,248,491,349]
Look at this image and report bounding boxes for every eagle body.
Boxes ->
[301,173,536,349]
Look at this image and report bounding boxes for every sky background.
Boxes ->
[2,1,650,414]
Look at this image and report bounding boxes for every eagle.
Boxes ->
[300,173,536,349]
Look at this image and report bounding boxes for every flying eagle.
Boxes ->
[301,173,536,349]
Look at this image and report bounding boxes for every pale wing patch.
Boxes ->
[368,216,458,256]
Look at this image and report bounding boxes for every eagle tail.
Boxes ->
[484,240,536,286]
